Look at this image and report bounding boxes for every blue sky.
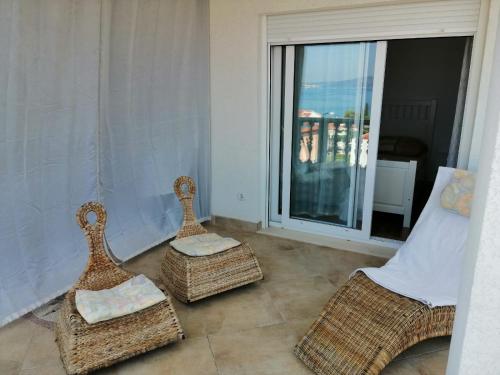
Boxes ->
[300,43,375,83]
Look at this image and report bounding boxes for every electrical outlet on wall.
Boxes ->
[237,192,247,201]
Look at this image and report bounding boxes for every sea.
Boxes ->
[297,80,373,118]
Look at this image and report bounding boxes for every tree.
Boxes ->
[344,109,355,119]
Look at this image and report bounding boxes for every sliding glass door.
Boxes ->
[269,41,387,240]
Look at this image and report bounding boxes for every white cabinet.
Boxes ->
[373,160,417,228]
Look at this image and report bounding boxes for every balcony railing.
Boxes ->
[293,116,370,168]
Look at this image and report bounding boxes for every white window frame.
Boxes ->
[259,2,490,245]
[268,46,283,223]
[276,42,386,242]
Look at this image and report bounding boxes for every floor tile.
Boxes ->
[209,323,311,375]
[395,336,451,361]
[20,363,66,375]
[381,341,449,374]
[0,225,451,374]
[382,358,422,374]
[264,275,336,321]
[259,249,313,284]
[412,349,449,374]
[0,360,21,375]
[124,245,165,281]
[95,337,218,375]
[246,236,314,283]
[0,319,38,363]
[299,245,386,284]
[171,282,283,338]
[21,324,62,370]
[284,317,324,345]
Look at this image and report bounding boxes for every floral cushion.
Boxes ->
[440,169,475,217]
[170,233,241,256]
[75,274,166,324]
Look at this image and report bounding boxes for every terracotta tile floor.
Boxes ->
[0,223,450,374]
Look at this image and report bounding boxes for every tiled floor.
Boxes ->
[0,223,450,374]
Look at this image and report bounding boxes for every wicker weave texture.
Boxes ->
[55,202,184,375]
[173,176,208,240]
[161,176,263,303]
[294,273,455,375]
[161,241,263,303]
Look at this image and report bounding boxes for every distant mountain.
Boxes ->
[302,77,374,89]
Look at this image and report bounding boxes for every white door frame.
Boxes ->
[269,46,283,223]
[278,42,387,241]
[260,2,490,234]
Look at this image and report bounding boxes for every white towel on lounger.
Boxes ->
[356,167,470,307]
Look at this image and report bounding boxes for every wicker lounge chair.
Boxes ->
[295,168,462,375]
[294,272,455,375]
[161,176,263,303]
[56,202,184,375]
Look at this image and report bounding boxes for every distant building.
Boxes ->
[298,109,322,118]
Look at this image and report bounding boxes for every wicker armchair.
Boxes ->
[55,202,184,375]
[294,272,455,375]
[160,176,263,303]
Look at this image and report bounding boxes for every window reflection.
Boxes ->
[290,43,376,228]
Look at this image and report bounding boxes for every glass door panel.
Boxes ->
[279,41,386,238]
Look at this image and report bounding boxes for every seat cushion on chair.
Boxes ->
[75,274,167,324]
[170,233,241,256]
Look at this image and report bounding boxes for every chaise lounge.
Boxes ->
[295,167,469,375]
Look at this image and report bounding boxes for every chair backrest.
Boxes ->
[174,176,208,239]
[74,202,126,290]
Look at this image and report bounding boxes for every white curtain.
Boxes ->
[99,0,210,260]
[0,0,210,326]
[0,0,101,326]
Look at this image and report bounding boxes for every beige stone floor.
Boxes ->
[0,223,450,375]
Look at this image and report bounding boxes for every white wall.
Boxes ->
[467,0,500,170]
[447,6,500,373]
[209,0,407,223]
[209,0,491,224]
